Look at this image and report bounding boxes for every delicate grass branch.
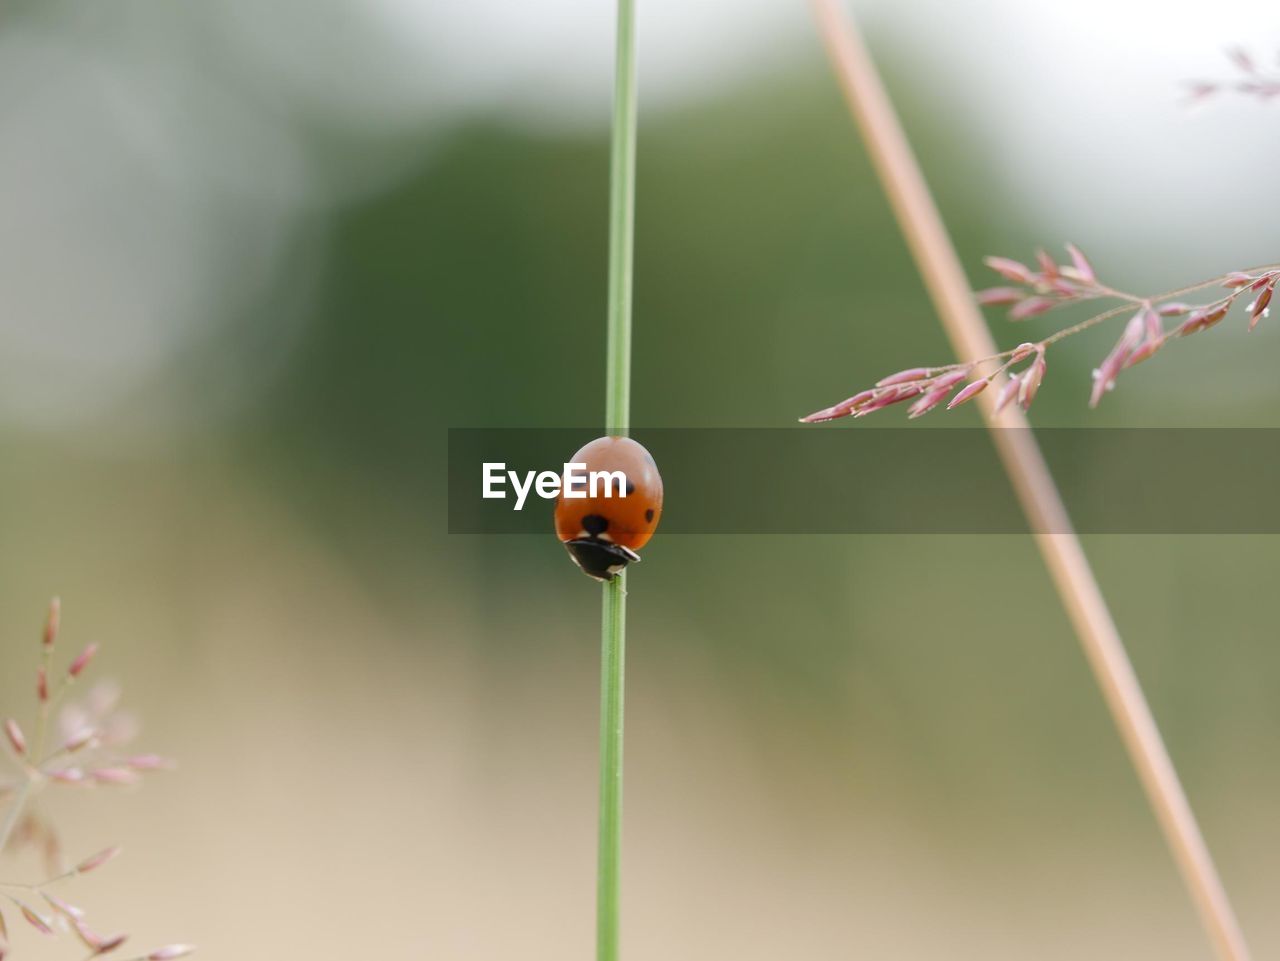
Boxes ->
[0,600,190,959]
[806,2,1251,959]
[598,1,637,960]
[1187,47,1280,103]
[802,251,1280,422]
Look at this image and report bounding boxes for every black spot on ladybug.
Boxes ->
[645,509,655,522]
[583,514,609,536]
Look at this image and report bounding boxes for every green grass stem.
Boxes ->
[598,1,636,959]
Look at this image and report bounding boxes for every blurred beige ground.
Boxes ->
[2,443,1278,959]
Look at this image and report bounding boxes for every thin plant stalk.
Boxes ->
[599,0,637,959]
[807,2,1251,959]
[598,580,626,961]
[606,0,636,439]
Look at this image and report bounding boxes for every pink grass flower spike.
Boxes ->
[800,244,1280,423]
[0,601,194,960]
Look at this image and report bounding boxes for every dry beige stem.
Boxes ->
[807,2,1252,959]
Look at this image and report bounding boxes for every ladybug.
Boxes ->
[555,435,663,581]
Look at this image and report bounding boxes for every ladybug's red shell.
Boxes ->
[555,436,663,580]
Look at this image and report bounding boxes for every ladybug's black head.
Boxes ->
[564,538,641,582]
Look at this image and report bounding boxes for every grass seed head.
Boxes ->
[17,901,54,936]
[43,597,61,648]
[68,643,99,679]
[801,252,1280,421]
[148,946,196,960]
[946,378,988,409]
[4,720,27,758]
[76,845,122,874]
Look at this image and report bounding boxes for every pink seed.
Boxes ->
[1124,340,1162,368]
[18,904,53,936]
[976,287,1022,306]
[72,920,106,951]
[832,389,877,414]
[1019,355,1047,409]
[4,719,26,757]
[68,643,99,679]
[64,729,97,753]
[95,933,129,954]
[908,387,953,419]
[1035,249,1059,281]
[43,597,60,648]
[149,946,196,960]
[1009,297,1055,321]
[798,406,841,424]
[984,256,1035,285]
[1249,284,1273,331]
[1064,243,1096,283]
[927,369,969,391]
[1142,306,1163,342]
[42,891,85,921]
[1201,302,1231,328]
[1176,311,1207,337]
[947,379,989,409]
[76,846,122,874]
[1009,342,1038,362]
[994,375,1022,413]
[875,368,931,387]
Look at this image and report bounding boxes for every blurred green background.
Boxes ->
[1,0,1278,957]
